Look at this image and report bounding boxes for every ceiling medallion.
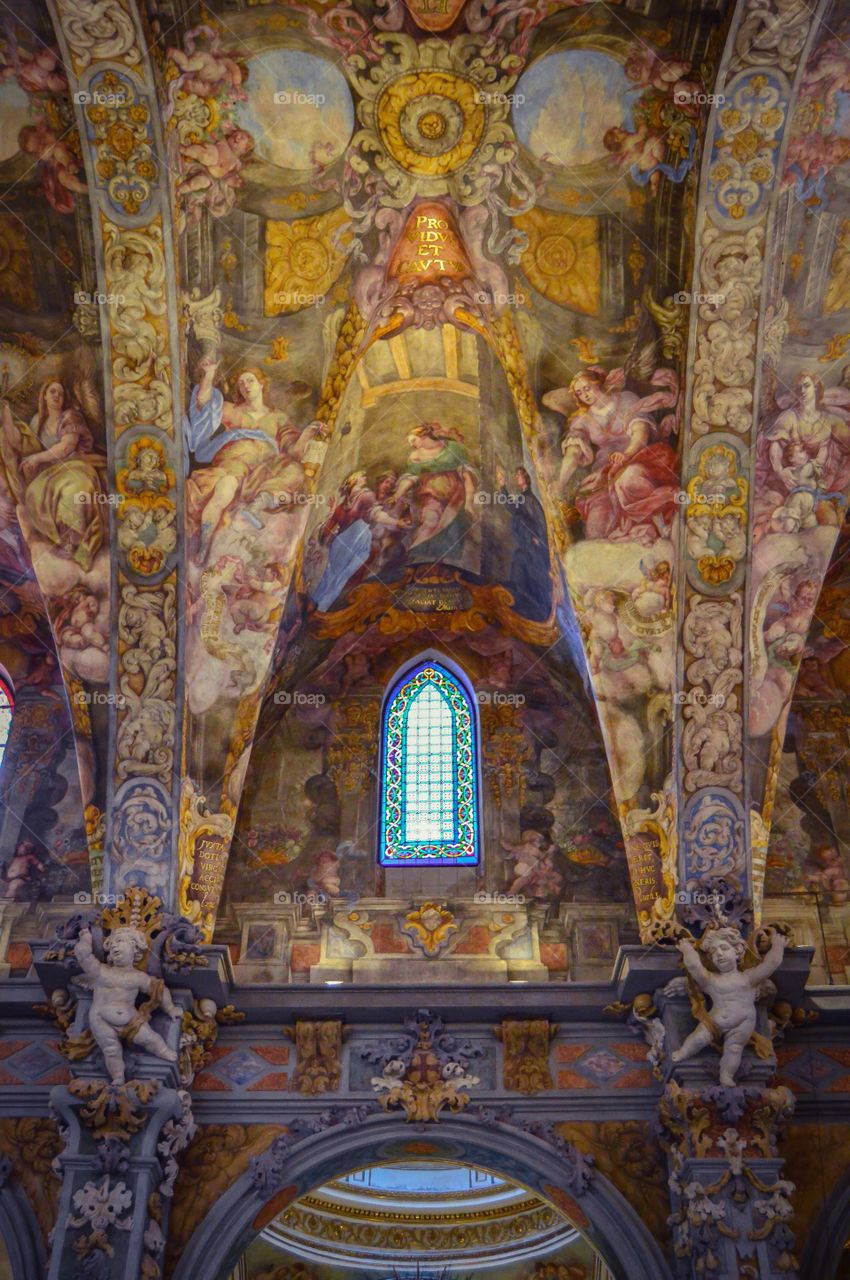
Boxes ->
[349,36,518,207]
[377,72,485,176]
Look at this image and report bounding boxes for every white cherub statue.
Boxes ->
[74,925,182,1085]
[671,925,786,1086]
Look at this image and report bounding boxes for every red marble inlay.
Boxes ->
[247,1072,289,1091]
[193,1071,232,1091]
[289,942,321,971]
[556,1069,596,1089]
[454,926,496,955]
[611,1041,649,1061]
[0,1042,26,1061]
[6,943,31,971]
[540,943,568,970]
[554,1044,588,1064]
[612,1067,654,1089]
[254,1045,290,1065]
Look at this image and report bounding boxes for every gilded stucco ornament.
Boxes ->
[364,1010,481,1122]
[116,582,176,789]
[81,70,157,217]
[264,208,352,317]
[496,1019,555,1094]
[102,218,171,431]
[708,73,787,224]
[730,0,812,75]
[287,1021,344,1095]
[685,441,749,591]
[349,35,524,209]
[401,902,459,956]
[54,0,142,71]
[689,225,763,439]
[682,595,744,793]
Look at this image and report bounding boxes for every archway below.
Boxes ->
[172,1114,672,1280]
[228,1157,612,1280]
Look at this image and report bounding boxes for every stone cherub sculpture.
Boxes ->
[671,925,786,1086]
[75,924,182,1086]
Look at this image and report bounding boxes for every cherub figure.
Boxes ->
[56,589,107,652]
[74,926,182,1085]
[671,926,786,1086]
[502,831,553,894]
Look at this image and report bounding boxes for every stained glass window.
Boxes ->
[0,678,11,771]
[380,660,479,867]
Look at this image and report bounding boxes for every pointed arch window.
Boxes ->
[380,660,479,867]
[0,677,11,771]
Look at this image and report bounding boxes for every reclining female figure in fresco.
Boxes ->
[185,355,322,561]
[0,377,107,572]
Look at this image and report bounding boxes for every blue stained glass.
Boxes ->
[379,661,479,867]
[0,678,11,771]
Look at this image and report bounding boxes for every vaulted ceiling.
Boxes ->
[0,0,847,960]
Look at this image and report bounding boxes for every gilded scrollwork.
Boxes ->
[116,581,177,787]
[689,225,763,438]
[682,595,744,793]
[53,0,142,71]
[102,217,171,430]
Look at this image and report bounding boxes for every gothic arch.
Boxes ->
[172,1113,673,1280]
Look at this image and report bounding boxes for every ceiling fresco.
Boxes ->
[162,0,726,956]
[2,0,849,984]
